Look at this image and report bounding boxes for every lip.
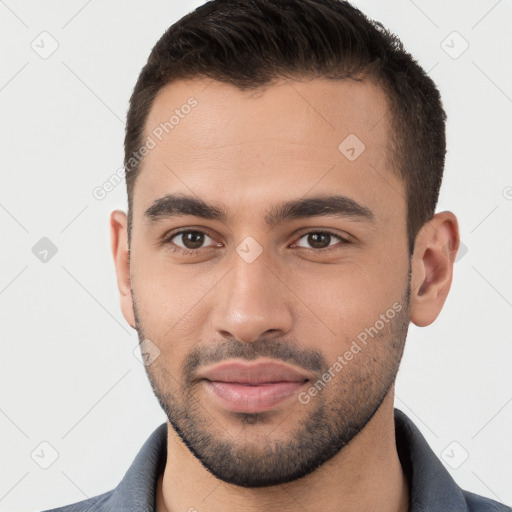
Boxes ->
[197,359,311,413]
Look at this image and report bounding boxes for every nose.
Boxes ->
[211,248,294,343]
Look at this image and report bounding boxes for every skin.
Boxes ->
[110,76,460,512]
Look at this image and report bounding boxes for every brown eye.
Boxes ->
[294,231,347,250]
[169,230,213,250]
[307,232,331,249]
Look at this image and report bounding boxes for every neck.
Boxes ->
[156,390,409,512]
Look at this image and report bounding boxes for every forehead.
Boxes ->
[134,76,403,226]
[143,75,391,157]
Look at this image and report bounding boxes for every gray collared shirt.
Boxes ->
[41,408,510,512]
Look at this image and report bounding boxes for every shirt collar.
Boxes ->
[394,408,468,511]
[104,408,469,512]
[105,421,167,512]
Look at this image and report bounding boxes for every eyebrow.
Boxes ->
[144,193,375,226]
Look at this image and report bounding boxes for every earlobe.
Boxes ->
[110,210,136,329]
[409,211,460,327]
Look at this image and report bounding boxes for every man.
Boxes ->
[43,0,510,511]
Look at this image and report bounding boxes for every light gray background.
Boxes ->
[1,1,511,511]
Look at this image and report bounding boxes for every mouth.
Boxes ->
[197,359,311,413]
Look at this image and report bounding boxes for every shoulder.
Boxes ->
[39,489,112,512]
[463,489,512,512]
[37,422,167,512]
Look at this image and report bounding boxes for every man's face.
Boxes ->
[128,77,411,486]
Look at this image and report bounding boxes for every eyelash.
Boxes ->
[162,229,350,256]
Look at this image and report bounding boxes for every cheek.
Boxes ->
[132,246,220,324]
[290,257,406,335]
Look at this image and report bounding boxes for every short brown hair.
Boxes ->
[124,0,446,254]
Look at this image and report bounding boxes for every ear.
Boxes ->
[409,211,460,327]
[110,210,136,329]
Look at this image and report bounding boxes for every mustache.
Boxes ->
[182,338,328,383]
